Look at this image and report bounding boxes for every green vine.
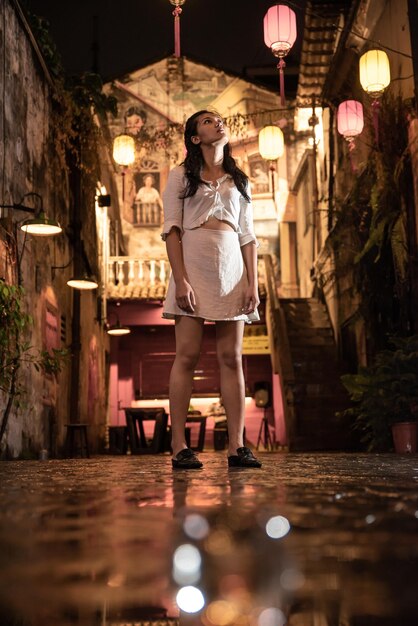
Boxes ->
[0,279,69,446]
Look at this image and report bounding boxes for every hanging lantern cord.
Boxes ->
[173,5,182,57]
[277,58,286,107]
[346,139,358,174]
[269,163,276,203]
[121,168,126,202]
[371,99,380,147]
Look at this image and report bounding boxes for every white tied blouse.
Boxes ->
[161,165,258,247]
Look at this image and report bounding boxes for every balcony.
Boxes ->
[106,256,169,301]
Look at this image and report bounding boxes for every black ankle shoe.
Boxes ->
[228,447,262,468]
[172,448,203,469]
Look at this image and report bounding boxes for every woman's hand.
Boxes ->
[176,278,196,313]
[243,285,259,315]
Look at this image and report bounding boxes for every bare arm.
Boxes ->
[165,228,195,313]
[241,241,259,314]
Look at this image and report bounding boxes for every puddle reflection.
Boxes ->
[0,454,417,625]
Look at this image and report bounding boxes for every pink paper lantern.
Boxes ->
[337,100,364,139]
[264,4,297,106]
[264,4,297,57]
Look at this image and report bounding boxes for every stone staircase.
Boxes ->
[280,298,352,451]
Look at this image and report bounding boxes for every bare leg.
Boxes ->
[215,320,246,456]
[169,315,204,457]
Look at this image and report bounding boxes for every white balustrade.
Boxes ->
[106,256,170,299]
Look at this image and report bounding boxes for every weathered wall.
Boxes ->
[0,0,108,458]
[292,0,418,364]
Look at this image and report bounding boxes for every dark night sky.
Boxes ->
[24,0,305,90]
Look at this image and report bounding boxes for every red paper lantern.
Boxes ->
[264,4,297,106]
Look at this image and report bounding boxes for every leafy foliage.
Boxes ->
[328,94,413,352]
[0,280,69,444]
[340,335,418,451]
[23,9,117,174]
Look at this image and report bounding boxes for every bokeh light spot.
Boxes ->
[183,513,210,539]
[205,600,239,625]
[176,585,205,613]
[265,515,291,539]
[258,607,286,626]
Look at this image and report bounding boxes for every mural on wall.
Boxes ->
[105,56,282,266]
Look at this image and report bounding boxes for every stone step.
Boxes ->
[290,345,336,354]
[290,383,347,397]
[281,297,325,304]
[293,362,344,378]
[284,312,329,322]
[282,301,327,310]
[279,297,352,450]
[287,327,333,336]
[282,304,328,315]
[286,318,331,328]
[287,336,335,348]
[290,347,339,361]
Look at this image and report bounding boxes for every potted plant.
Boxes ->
[339,335,418,452]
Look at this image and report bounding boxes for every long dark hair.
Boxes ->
[180,110,250,202]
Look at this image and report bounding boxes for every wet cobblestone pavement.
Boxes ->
[0,452,418,625]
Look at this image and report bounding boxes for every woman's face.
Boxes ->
[191,113,228,147]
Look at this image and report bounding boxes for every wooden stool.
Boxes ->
[125,408,168,454]
[64,424,90,458]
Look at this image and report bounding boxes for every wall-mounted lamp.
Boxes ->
[106,306,131,335]
[106,318,131,336]
[52,237,99,290]
[0,192,62,236]
[67,274,99,290]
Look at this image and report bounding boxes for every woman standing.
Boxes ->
[161,110,262,470]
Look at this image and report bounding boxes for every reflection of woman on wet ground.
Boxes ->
[161,110,262,470]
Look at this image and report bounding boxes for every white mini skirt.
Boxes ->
[162,228,259,323]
